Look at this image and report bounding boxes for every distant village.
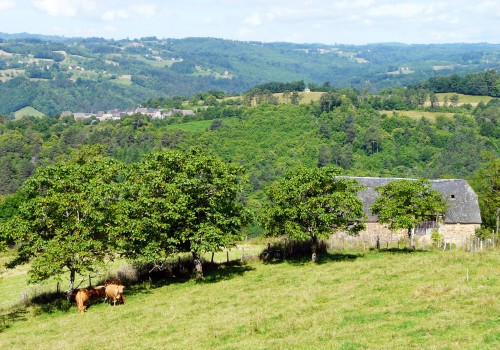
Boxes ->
[61,107,195,122]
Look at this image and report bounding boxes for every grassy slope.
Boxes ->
[0,250,498,349]
[436,93,493,105]
[13,107,47,120]
[380,110,456,122]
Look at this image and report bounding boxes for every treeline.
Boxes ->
[253,80,307,93]
[417,70,500,97]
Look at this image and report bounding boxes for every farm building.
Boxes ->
[350,177,482,247]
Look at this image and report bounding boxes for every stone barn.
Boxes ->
[351,177,482,247]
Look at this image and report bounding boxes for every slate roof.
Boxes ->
[347,177,482,224]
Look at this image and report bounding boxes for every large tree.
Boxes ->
[470,153,500,235]
[261,166,366,262]
[370,179,448,248]
[4,145,124,298]
[116,149,251,279]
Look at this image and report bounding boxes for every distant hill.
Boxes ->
[0,34,499,116]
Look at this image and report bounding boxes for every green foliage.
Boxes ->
[115,149,251,277]
[4,145,125,287]
[430,229,443,246]
[370,179,448,243]
[425,70,500,97]
[470,153,500,232]
[0,36,499,115]
[261,166,366,261]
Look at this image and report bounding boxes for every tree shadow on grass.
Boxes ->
[375,247,432,254]
[201,261,255,284]
[262,251,362,266]
[127,261,255,289]
[0,308,28,332]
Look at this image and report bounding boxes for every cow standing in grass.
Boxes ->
[73,286,107,313]
[75,289,91,313]
[105,284,125,306]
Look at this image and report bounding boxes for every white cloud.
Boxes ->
[244,12,262,26]
[367,3,425,19]
[31,0,96,17]
[0,0,16,11]
[472,0,500,16]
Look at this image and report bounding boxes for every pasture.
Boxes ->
[433,93,493,106]
[13,107,47,120]
[380,110,456,122]
[0,248,498,349]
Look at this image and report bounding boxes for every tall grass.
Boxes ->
[0,249,498,349]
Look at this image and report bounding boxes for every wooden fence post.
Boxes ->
[226,251,229,263]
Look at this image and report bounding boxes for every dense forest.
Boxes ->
[0,34,500,116]
[0,76,498,232]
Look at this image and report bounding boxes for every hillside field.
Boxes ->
[13,106,46,120]
[0,249,498,349]
[431,93,493,107]
[380,110,456,121]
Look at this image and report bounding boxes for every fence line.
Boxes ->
[213,235,497,262]
[326,234,496,252]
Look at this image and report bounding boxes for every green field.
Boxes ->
[0,248,498,349]
[434,93,493,106]
[13,107,47,120]
[380,110,456,121]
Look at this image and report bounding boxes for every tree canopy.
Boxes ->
[261,166,366,261]
[115,148,251,279]
[471,153,500,235]
[370,179,448,248]
[3,145,125,297]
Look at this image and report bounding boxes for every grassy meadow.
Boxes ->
[13,107,47,120]
[380,110,456,122]
[0,248,498,349]
[435,93,493,106]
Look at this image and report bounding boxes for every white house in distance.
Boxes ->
[350,177,482,248]
[63,107,195,121]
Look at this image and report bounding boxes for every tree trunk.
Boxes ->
[408,228,415,250]
[67,269,75,302]
[192,251,204,280]
[311,234,318,262]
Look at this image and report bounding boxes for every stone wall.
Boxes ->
[439,223,480,245]
[338,222,480,248]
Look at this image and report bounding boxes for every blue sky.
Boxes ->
[0,0,499,44]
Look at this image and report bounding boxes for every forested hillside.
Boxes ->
[0,34,499,116]
[0,87,498,228]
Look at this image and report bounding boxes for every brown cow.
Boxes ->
[75,288,91,313]
[104,278,121,286]
[73,286,107,313]
[105,284,125,306]
[89,285,106,300]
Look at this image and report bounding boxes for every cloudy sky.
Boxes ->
[0,0,499,44]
